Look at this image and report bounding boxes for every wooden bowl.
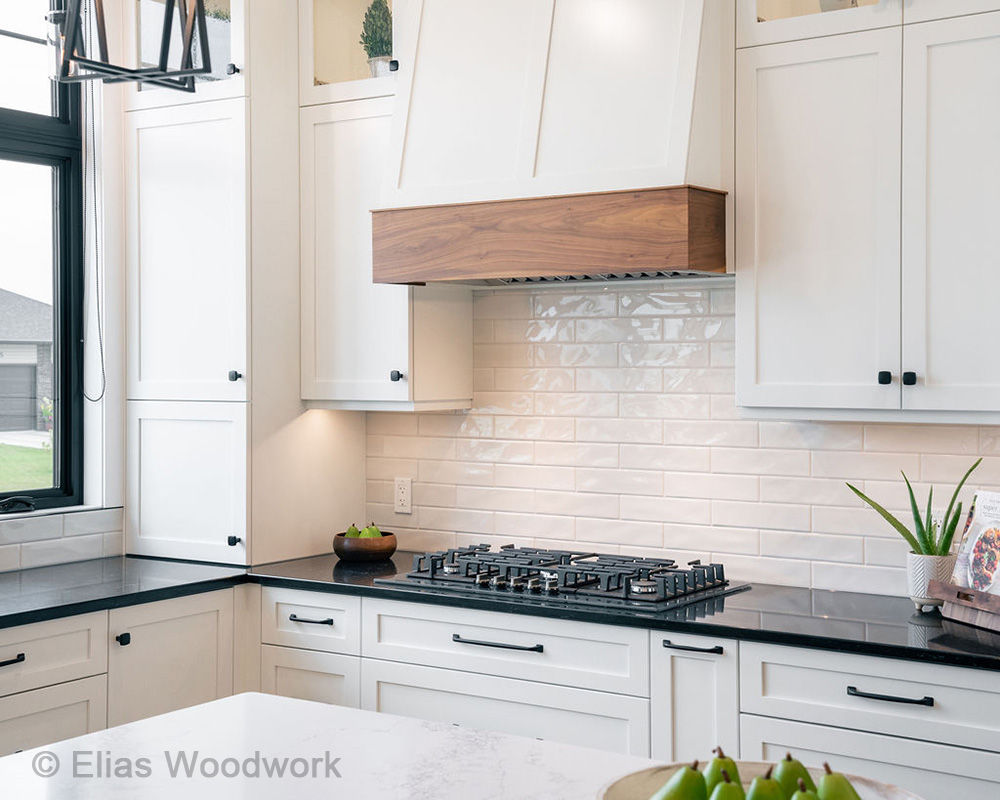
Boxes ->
[599,761,924,800]
[333,531,397,562]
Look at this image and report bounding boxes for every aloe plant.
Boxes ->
[846,458,981,556]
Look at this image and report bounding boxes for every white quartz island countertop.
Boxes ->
[0,692,658,799]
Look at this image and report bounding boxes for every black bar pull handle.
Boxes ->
[0,653,25,668]
[663,639,724,655]
[902,371,917,386]
[878,371,892,385]
[115,633,131,647]
[289,614,334,626]
[847,685,933,707]
[452,633,544,653]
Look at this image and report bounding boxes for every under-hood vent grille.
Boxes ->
[485,270,724,286]
[372,186,726,285]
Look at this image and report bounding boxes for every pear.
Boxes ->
[817,763,861,800]
[708,769,745,800]
[359,522,382,538]
[650,760,707,800]
[745,766,784,800]
[774,752,816,796]
[792,778,820,800]
[703,747,742,794]
[344,523,361,538]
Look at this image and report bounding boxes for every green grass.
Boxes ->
[0,444,53,493]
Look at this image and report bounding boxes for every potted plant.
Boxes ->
[360,0,393,78]
[39,396,53,432]
[847,458,981,610]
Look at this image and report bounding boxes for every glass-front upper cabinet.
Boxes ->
[737,0,902,47]
[124,0,246,109]
[299,0,397,106]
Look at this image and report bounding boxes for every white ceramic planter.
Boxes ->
[907,551,957,611]
[368,56,392,78]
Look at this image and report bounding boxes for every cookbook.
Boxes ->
[953,491,1000,594]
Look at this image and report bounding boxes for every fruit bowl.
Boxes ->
[599,761,924,800]
[333,531,397,562]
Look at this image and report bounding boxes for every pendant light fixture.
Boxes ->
[48,0,212,92]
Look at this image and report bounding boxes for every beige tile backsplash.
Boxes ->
[366,283,997,597]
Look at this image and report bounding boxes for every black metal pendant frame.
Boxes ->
[56,0,212,93]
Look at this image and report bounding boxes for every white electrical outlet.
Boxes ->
[394,477,412,514]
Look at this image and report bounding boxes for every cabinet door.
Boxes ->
[650,632,739,762]
[738,0,902,48]
[300,99,410,403]
[261,645,360,707]
[904,0,1000,23]
[108,591,234,727]
[123,0,247,110]
[735,29,902,409]
[0,676,107,756]
[900,12,1000,410]
[126,401,248,564]
[741,714,1000,799]
[126,100,248,401]
[361,659,650,757]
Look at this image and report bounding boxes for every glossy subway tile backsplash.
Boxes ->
[365,283,1000,597]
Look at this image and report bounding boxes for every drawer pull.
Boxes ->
[0,653,25,669]
[663,639,724,655]
[289,614,334,626]
[452,634,544,653]
[846,686,934,707]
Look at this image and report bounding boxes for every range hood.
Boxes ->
[372,0,733,285]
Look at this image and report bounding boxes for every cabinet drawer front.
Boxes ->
[361,599,648,696]
[0,675,107,756]
[741,642,1000,751]
[741,714,1000,799]
[260,645,360,708]
[0,612,108,698]
[361,659,650,757]
[261,588,360,654]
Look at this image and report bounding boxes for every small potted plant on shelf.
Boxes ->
[847,458,981,611]
[360,0,393,78]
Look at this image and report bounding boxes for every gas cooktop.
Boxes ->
[374,544,749,612]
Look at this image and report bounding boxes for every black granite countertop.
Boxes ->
[3,552,999,672]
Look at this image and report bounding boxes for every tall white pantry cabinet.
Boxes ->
[736,0,1000,416]
[123,2,365,566]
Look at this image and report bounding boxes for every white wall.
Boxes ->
[365,281,997,597]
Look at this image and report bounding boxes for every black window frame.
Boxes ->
[0,40,84,511]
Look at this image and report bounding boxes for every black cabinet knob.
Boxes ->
[389,59,399,72]
[390,370,405,382]
[228,370,242,382]
[227,536,242,547]
[226,63,240,75]
[115,633,131,647]
[878,371,892,385]
[902,371,917,386]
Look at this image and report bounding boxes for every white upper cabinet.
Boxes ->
[300,98,473,410]
[900,12,1000,410]
[736,29,902,410]
[738,0,903,48]
[382,0,733,208]
[123,0,247,109]
[125,99,248,402]
[904,0,1000,23]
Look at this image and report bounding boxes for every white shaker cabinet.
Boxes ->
[300,99,473,410]
[0,676,108,757]
[904,0,1000,23]
[900,12,1000,411]
[125,99,248,403]
[738,0,902,48]
[108,591,235,727]
[260,646,360,708]
[735,29,903,410]
[126,401,248,564]
[650,631,740,763]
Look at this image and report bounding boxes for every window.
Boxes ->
[0,2,83,511]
